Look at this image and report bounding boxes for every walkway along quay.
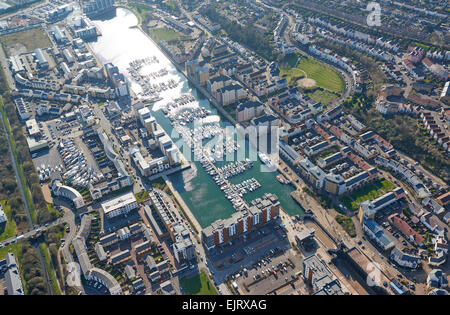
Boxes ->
[162,174,202,234]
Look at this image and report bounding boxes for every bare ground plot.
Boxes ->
[41,184,53,204]
[1,28,51,56]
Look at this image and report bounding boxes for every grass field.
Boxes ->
[335,215,356,237]
[134,190,149,203]
[179,271,218,295]
[1,27,51,55]
[279,67,305,86]
[342,179,396,211]
[128,1,153,22]
[306,89,339,106]
[148,27,181,42]
[0,200,17,242]
[297,56,343,93]
[39,242,61,295]
[279,54,343,93]
[0,241,20,260]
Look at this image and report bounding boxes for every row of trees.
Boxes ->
[0,60,58,224]
[347,102,450,183]
[0,126,29,229]
[44,224,65,290]
[2,93,57,223]
[18,242,48,295]
[201,6,279,61]
[0,70,30,230]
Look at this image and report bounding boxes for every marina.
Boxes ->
[161,94,197,115]
[200,156,259,211]
[89,8,305,228]
[126,56,178,100]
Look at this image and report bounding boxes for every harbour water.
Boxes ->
[89,8,304,228]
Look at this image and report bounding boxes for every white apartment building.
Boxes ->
[101,192,138,219]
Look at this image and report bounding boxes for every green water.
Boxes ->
[156,87,304,228]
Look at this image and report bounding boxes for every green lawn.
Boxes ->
[179,271,218,295]
[128,1,154,22]
[0,200,17,241]
[280,54,343,93]
[306,89,339,106]
[134,190,149,203]
[297,56,343,93]
[148,27,181,42]
[39,242,61,295]
[344,179,396,211]
[335,215,356,237]
[279,67,305,86]
[0,242,20,260]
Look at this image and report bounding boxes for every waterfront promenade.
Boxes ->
[162,174,203,233]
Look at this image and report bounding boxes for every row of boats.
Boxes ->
[153,88,258,211]
[168,107,212,125]
[173,122,240,163]
[230,178,261,197]
[276,174,290,184]
[58,138,104,188]
[127,57,178,99]
[37,163,63,182]
[162,94,197,115]
[200,157,248,211]
[128,56,159,71]
[129,67,168,81]
[136,80,178,97]
[196,140,240,162]
[216,160,253,180]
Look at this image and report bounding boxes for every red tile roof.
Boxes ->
[389,213,424,245]
[422,58,433,68]
[436,191,450,206]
